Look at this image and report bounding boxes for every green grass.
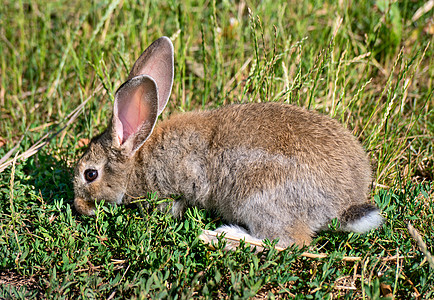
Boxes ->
[0,0,433,298]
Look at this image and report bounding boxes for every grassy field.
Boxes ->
[0,0,433,298]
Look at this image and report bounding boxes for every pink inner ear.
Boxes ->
[117,86,150,144]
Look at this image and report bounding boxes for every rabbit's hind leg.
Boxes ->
[285,220,313,247]
[207,221,312,250]
[246,218,313,248]
[214,224,264,244]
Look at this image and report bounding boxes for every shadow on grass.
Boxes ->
[25,150,75,209]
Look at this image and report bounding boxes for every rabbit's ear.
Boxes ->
[127,36,174,115]
[112,75,159,155]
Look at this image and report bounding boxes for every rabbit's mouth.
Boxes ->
[74,197,96,216]
[74,192,124,216]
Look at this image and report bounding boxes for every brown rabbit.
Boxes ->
[73,36,383,247]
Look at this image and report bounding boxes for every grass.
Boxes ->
[0,0,433,298]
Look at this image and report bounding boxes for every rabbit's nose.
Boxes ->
[74,197,96,216]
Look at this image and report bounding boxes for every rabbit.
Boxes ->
[73,36,383,247]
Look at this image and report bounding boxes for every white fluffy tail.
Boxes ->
[341,207,384,233]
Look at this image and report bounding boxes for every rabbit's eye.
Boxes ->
[84,169,98,182]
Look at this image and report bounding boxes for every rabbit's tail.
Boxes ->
[340,203,384,233]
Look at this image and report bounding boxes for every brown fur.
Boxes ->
[73,37,383,246]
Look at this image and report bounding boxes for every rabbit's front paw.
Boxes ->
[171,199,187,218]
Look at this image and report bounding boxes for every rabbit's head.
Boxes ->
[73,37,174,215]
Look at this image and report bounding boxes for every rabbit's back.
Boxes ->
[210,103,367,164]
